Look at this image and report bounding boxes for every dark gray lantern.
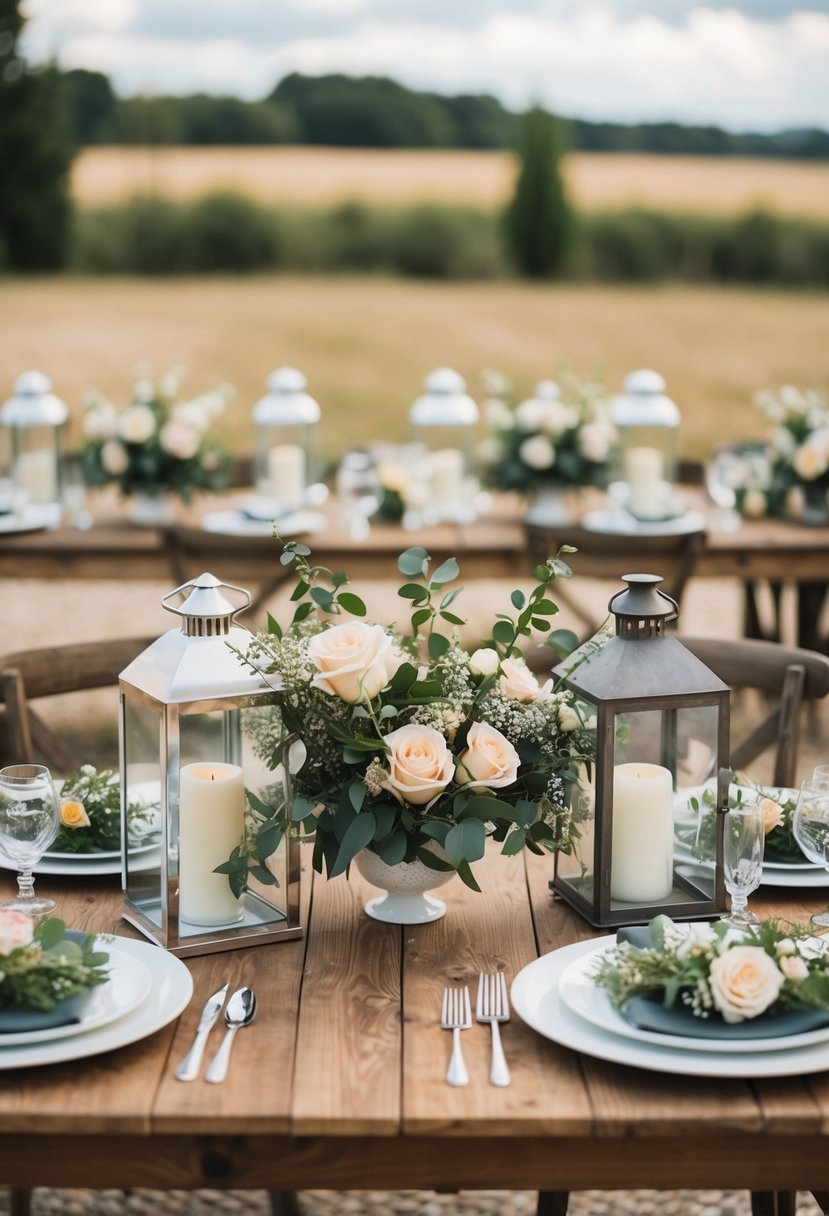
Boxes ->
[554,574,729,928]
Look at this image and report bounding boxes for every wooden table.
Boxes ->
[3,847,829,1205]
[1,491,827,640]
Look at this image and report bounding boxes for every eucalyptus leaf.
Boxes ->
[337,592,367,617]
[398,547,429,577]
[428,632,450,660]
[444,818,486,865]
[429,557,459,587]
[329,812,377,877]
[378,831,408,866]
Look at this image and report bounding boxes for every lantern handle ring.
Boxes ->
[608,585,678,621]
[161,575,252,619]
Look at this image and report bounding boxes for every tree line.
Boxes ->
[64,69,829,160]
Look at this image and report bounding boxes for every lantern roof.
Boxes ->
[253,366,321,426]
[564,633,727,702]
[1,371,69,427]
[611,367,679,429]
[409,367,479,428]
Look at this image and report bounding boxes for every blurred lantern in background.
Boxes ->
[251,367,321,514]
[611,370,681,522]
[0,371,68,525]
[119,572,302,957]
[408,367,480,524]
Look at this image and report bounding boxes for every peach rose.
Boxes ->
[757,797,784,835]
[499,657,552,702]
[308,621,402,704]
[709,946,784,1023]
[382,724,454,806]
[118,404,156,445]
[455,721,520,791]
[60,799,91,830]
[0,909,35,955]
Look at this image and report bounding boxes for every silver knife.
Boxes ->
[174,983,229,1082]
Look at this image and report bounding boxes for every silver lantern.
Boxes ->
[251,367,320,513]
[119,572,302,957]
[610,369,680,522]
[0,371,68,524]
[409,367,480,524]
[554,574,729,929]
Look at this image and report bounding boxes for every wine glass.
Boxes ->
[705,450,743,533]
[811,765,829,791]
[336,451,380,540]
[0,764,60,920]
[792,781,829,928]
[721,805,765,928]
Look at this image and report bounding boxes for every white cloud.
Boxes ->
[19,2,829,130]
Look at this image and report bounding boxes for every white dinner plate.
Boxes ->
[557,940,829,1055]
[0,934,193,1070]
[0,942,152,1048]
[7,846,164,878]
[582,509,706,537]
[511,937,829,1078]
[0,504,61,534]
[201,508,325,538]
[44,840,159,863]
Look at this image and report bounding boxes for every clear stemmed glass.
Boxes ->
[722,805,765,928]
[705,450,743,533]
[0,764,60,919]
[336,451,380,540]
[811,766,829,791]
[792,781,829,928]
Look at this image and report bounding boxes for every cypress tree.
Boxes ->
[505,106,572,278]
[0,0,73,270]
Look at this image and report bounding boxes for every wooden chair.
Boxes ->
[524,518,706,636]
[680,635,829,788]
[0,636,155,773]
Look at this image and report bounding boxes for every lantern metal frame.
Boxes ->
[118,572,302,957]
[0,370,68,522]
[554,574,729,928]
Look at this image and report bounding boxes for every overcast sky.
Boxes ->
[21,1,829,131]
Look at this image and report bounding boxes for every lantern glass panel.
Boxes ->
[13,426,61,507]
[254,423,316,506]
[122,694,164,924]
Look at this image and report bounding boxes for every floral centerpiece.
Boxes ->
[0,913,109,1014]
[479,368,617,496]
[81,366,234,504]
[593,915,829,1027]
[731,385,829,521]
[57,765,159,855]
[222,542,592,903]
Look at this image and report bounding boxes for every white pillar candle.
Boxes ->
[625,445,666,520]
[267,444,306,508]
[15,450,56,504]
[179,761,245,926]
[428,447,464,508]
[611,762,674,902]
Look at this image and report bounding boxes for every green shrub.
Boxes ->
[391,205,503,278]
[181,192,281,272]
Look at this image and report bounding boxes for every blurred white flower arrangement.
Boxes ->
[729,385,829,521]
[479,368,617,494]
[81,366,234,502]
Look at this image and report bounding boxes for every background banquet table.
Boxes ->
[2,847,829,1200]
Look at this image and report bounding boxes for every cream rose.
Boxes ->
[100,438,128,476]
[455,721,520,791]
[60,799,91,830]
[0,909,35,955]
[519,435,556,470]
[793,442,827,481]
[779,954,809,982]
[382,723,454,806]
[469,647,499,677]
[118,404,157,445]
[757,796,784,835]
[308,621,401,703]
[709,946,784,1023]
[499,657,552,702]
[558,703,582,732]
[742,489,767,518]
[160,420,200,461]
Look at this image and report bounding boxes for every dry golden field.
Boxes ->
[71,147,829,220]
[1,276,827,461]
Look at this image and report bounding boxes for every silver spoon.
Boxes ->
[204,987,256,1084]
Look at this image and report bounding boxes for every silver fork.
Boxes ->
[441,986,472,1087]
[476,972,511,1087]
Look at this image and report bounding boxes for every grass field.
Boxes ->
[1,276,827,461]
[71,147,829,221]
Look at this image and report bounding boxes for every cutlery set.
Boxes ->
[441,972,511,1087]
[175,983,256,1084]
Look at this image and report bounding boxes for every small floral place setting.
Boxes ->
[676,776,829,888]
[510,915,829,1080]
